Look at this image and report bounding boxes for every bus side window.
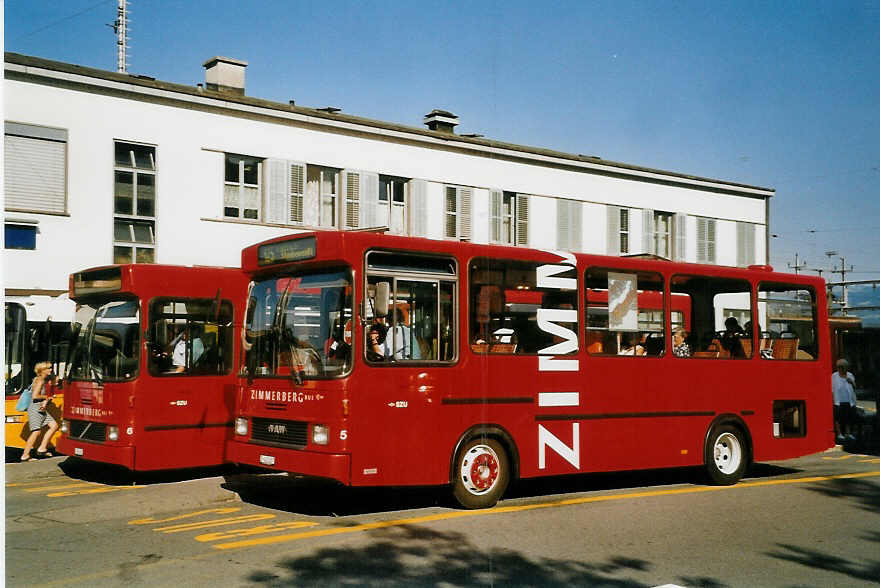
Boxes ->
[585,268,664,357]
[757,284,818,361]
[149,298,234,375]
[670,276,753,359]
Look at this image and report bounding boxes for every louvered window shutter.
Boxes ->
[360,172,380,229]
[557,200,571,250]
[459,187,472,240]
[444,186,458,238]
[607,206,621,255]
[343,171,360,229]
[642,208,655,255]
[737,222,755,267]
[516,193,529,246]
[5,133,67,213]
[697,218,717,264]
[570,201,583,252]
[409,179,428,237]
[264,159,289,224]
[674,213,687,261]
[289,162,306,224]
[489,189,502,243]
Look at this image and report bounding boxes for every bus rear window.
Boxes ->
[758,283,817,361]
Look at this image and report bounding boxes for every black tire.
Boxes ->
[452,437,510,509]
[704,424,749,485]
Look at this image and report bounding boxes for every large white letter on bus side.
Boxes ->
[538,356,579,371]
[537,249,577,267]
[536,264,576,291]
[537,308,578,355]
[538,423,580,470]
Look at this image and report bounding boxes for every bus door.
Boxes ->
[143,297,236,469]
[360,252,457,486]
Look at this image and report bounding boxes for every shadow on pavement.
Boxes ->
[58,456,238,486]
[224,463,801,517]
[245,523,678,587]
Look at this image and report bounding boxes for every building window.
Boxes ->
[696,218,716,264]
[114,141,156,264]
[307,166,339,228]
[444,185,472,240]
[224,154,261,220]
[4,223,37,250]
[4,123,67,214]
[379,176,407,234]
[654,211,673,258]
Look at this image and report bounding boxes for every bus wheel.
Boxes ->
[452,438,509,509]
[705,425,748,485]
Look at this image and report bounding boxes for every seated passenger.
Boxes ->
[720,317,746,359]
[366,323,387,362]
[672,328,691,357]
[618,333,645,356]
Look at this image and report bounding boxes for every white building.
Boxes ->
[4,52,771,298]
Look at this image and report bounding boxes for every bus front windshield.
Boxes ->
[5,303,26,395]
[69,299,140,382]
[244,269,353,379]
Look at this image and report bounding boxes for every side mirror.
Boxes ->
[375,282,390,318]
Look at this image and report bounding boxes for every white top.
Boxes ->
[831,371,856,405]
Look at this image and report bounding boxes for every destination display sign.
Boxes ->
[257,236,317,266]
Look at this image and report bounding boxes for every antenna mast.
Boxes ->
[114,0,129,73]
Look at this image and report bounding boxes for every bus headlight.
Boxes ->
[312,424,329,445]
[107,426,119,441]
[235,418,249,436]
[60,421,69,434]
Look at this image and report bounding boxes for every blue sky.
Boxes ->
[5,0,880,317]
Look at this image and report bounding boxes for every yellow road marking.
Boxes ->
[212,470,880,550]
[48,486,143,497]
[860,458,880,464]
[129,507,241,525]
[25,482,97,492]
[822,455,856,460]
[196,521,318,542]
[155,513,275,533]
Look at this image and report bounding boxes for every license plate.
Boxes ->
[74,448,83,456]
[259,454,275,466]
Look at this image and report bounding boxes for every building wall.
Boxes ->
[3,59,770,294]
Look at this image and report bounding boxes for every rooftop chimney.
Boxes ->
[424,109,459,134]
[203,56,248,95]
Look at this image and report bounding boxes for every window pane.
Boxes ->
[114,171,134,214]
[671,275,752,359]
[115,143,134,167]
[242,159,260,185]
[470,258,578,355]
[392,181,405,203]
[136,248,154,263]
[133,221,154,244]
[132,145,155,170]
[225,156,240,183]
[378,179,390,202]
[148,298,235,375]
[758,284,817,361]
[114,246,133,264]
[224,206,239,218]
[137,174,155,216]
[114,220,132,241]
[4,224,37,250]
[585,268,664,356]
[243,209,259,220]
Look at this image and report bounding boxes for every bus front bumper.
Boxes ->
[226,440,350,485]
[57,436,135,470]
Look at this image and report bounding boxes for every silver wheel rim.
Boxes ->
[713,432,742,475]
[459,444,500,496]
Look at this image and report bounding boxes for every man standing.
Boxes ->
[831,358,857,442]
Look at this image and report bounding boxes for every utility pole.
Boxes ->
[787,253,807,275]
[829,255,854,315]
[109,0,129,73]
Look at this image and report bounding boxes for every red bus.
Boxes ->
[227,232,833,508]
[56,264,247,471]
